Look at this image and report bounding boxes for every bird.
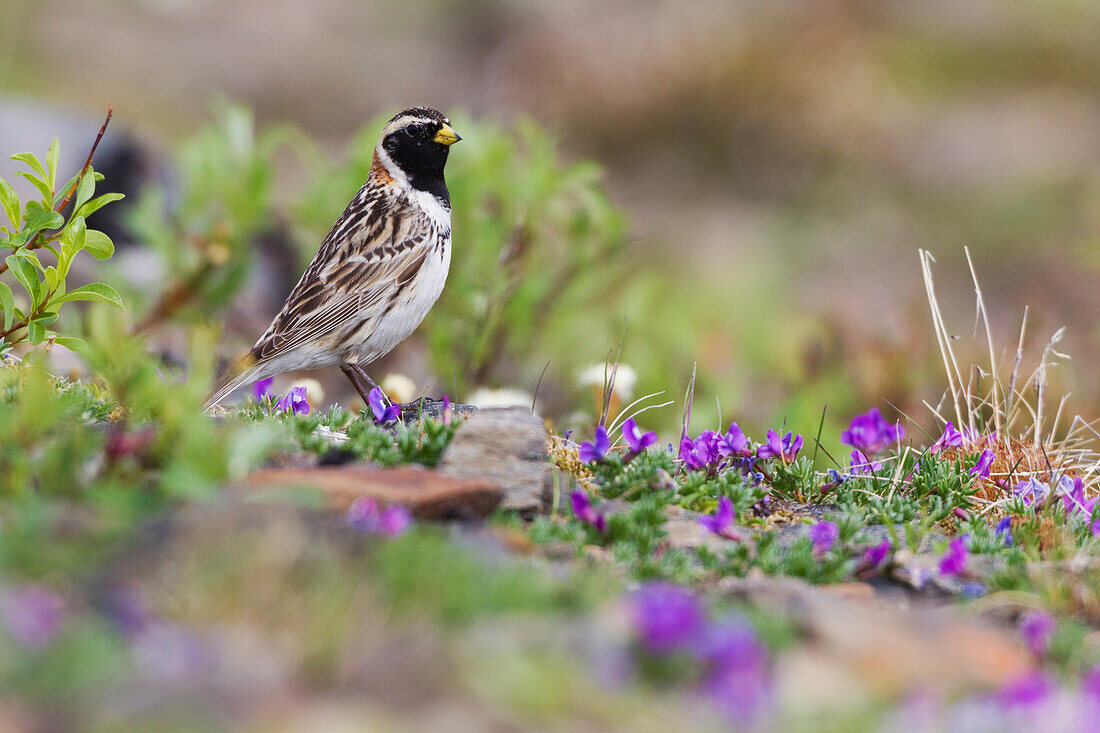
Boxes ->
[203,106,461,412]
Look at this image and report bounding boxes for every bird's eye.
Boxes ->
[405,124,423,138]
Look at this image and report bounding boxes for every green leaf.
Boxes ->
[21,207,64,239]
[27,320,44,345]
[32,311,58,326]
[44,265,58,292]
[0,178,18,228]
[75,192,124,219]
[74,170,95,210]
[59,216,86,279]
[83,229,115,260]
[5,255,41,306]
[57,172,81,204]
[46,138,60,190]
[11,152,46,179]
[0,281,13,330]
[17,171,53,204]
[11,248,44,269]
[54,282,123,309]
[54,336,88,354]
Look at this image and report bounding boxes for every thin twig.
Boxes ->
[0,105,113,278]
[55,105,113,215]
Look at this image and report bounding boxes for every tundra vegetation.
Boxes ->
[2,108,1099,730]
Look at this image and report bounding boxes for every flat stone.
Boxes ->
[242,465,503,520]
[889,549,1002,597]
[437,407,552,516]
[398,398,478,425]
[662,514,738,552]
[719,575,1031,699]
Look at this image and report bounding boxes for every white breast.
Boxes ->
[354,236,451,365]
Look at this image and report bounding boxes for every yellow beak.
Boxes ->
[433,123,461,146]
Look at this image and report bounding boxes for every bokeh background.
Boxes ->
[3,0,1099,444]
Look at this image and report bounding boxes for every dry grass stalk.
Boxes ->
[919,249,1098,507]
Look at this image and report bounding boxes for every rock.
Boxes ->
[817,582,876,602]
[662,514,737,552]
[718,575,1031,700]
[437,407,552,516]
[398,398,478,425]
[890,548,1002,597]
[581,545,615,564]
[241,465,503,520]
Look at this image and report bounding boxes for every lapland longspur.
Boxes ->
[204,106,461,410]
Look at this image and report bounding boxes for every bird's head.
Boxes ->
[374,107,460,198]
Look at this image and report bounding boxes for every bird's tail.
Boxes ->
[202,352,264,413]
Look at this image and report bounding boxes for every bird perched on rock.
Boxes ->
[204,106,461,411]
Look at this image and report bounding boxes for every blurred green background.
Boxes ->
[2,0,1099,445]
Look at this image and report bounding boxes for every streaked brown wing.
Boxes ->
[249,188,432,363]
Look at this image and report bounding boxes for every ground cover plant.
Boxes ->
[4,111,1100,730]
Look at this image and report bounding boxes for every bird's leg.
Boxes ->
[341,365,375,407]
[349,364,390,403]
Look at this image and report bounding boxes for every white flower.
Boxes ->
[381,373,418,403]
[467,387,533,409]
[577,363,637,401]
[296,378,324,409]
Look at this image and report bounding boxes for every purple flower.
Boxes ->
[680,430,721,471]
[570,490,608,533]
[1020,610,1055,657]
[694,620,770,721]
[863,539,891,568]
[841,408,904,454]
[1082,666,1100,704]
[1,585,65,648]
[579,425,611,464]
[930,422,984,454]
[998,671,1054,708]
[939,536,969,576]
[441,394,452,425]
[756,429,803,461]
[995,516,1013,546]
[1014,478,1051,507]
[717,422,749,457]
[252,377,274,400]
[347,497,412,537]
[629,583,705,654]
[930,421,964,453]
[930,422,962,453]
[808,521,838,558]
[103,585,155,638]
[275,385,310,415]
[131,621,210,682]
[848,449,882,475]
[699,496,736,537]
[691,618,764,669]
[368,386,399,424]
[970,449,995,479]
[621,418,657,455]
[1058,476,1096,520]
